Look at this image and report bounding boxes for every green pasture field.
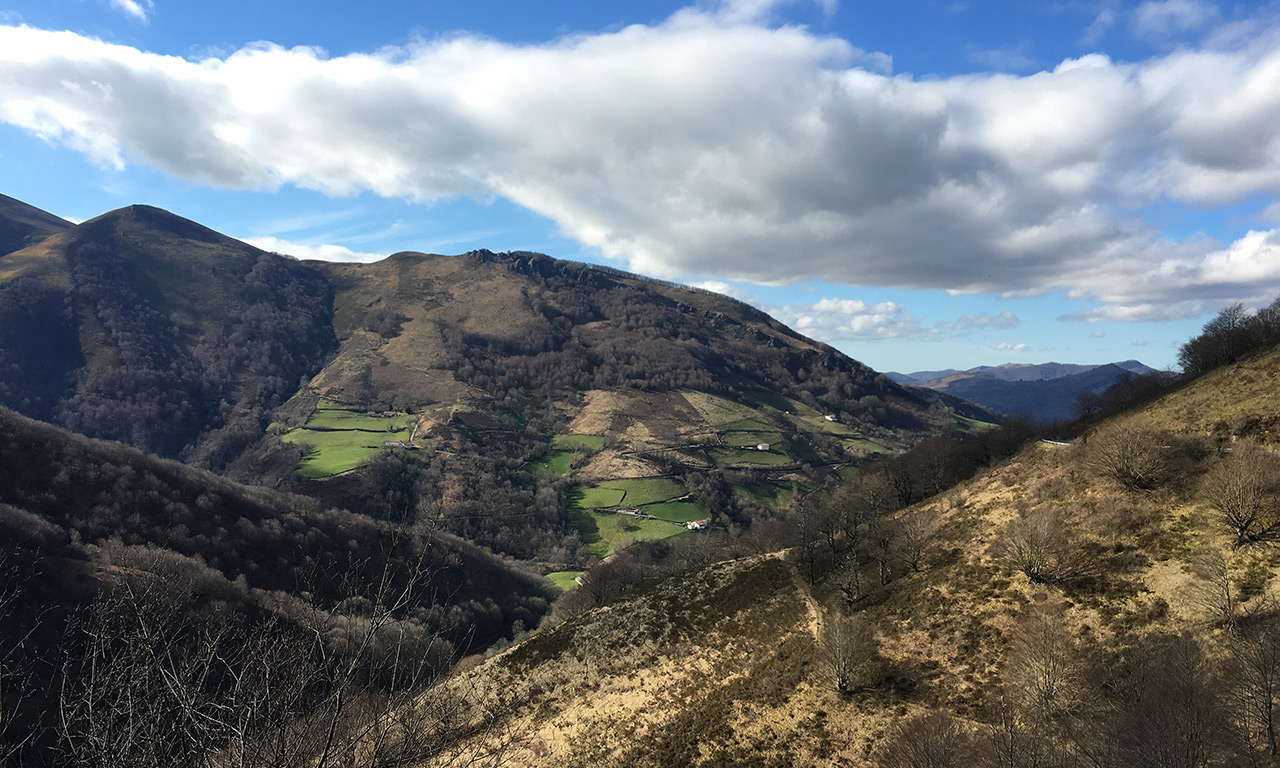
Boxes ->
[546,571,585,591]
[282,402,416,477]
[709,446,793,466]
[551,434,605,452]
[529,450,575,476]
[734,480,800,508]
[306,409,415,431]
[568,508,688,558]
[643,501,710,523]
[955,414,999,433]
[569,486,627,509]
[598,477,687,506]
[841,438,887,456]
[718,416,775,432]
[282,426,412,477]
[721,430,784,448]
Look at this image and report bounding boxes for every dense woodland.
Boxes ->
[0,212,338,467]
[446,252,952,436]
[0,406,555,765]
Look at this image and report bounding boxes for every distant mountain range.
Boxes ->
[887,360,1156,422]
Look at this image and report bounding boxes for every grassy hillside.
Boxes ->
[430,341,1280,766]
[0,192,69,257]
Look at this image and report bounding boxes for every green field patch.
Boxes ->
[569,508,687,558]
[837,465,862,482]
[551,434,604,452]
[709,447,793,466]
[739,389,794,413]
[642,501,710,523]
[282,403,416,477]
[569,485,627,509]
[734,480,801,508]
[841,438,888,456]
[282,426,412,477]
[955,414,999,433]
[306,409,415,431]
[598,477,687,506]
[546,571,584,591]
[529,450,575,476]
[719,416,774,432]
[721,430,784,448]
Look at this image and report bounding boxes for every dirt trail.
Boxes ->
[778,552,823,641]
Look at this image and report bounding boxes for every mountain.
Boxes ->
[0,192,70,256]
[0,197,994,566]
[426,341,1280,767]
[0,204,338,457]
[889,360,1156,422]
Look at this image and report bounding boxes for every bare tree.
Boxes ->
[1201,441,1280,545]
[1188,544,1236,627]
[1085,417,1172,492]
[1005,604,1087,723]
[819,613,882,695]
[894,508,940,574]
[877,710,976,768]
[1001,506,1091,585]
[57,544,513,768]
[1072,391,1104,421]
[1224,615,1280,762]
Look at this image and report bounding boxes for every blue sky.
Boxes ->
[2,0,1279,373]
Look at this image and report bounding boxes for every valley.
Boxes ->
[2,191,1279,767]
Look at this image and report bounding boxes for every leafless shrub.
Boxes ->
[1085,417,1172,491]
[876,710,977,768]
[1001,506,1093,585]
[1201,441,1280,545]
[1188,544,1237,627]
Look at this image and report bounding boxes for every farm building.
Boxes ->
[686,520,709,530]
[824,414,839,422]
[756,443,771,452]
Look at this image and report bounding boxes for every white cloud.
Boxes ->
[1132,0,1218,39]
[1,7,1279,322]
[1090,330,1106,337]
[107,0,153,23]
[996,342,1030,352]
[771,300,1021,342]
[1082,7,1117,44]
[1132,337,1150,346]
[241,235,385,263]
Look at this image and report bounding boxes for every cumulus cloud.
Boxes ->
[771,300,1020,343]
[996,342,1030,352]
[108,0,153,23]
[242,235,385,263]
[1,6,1279,321]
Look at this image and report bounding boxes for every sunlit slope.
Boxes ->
[427,344,1280,766]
